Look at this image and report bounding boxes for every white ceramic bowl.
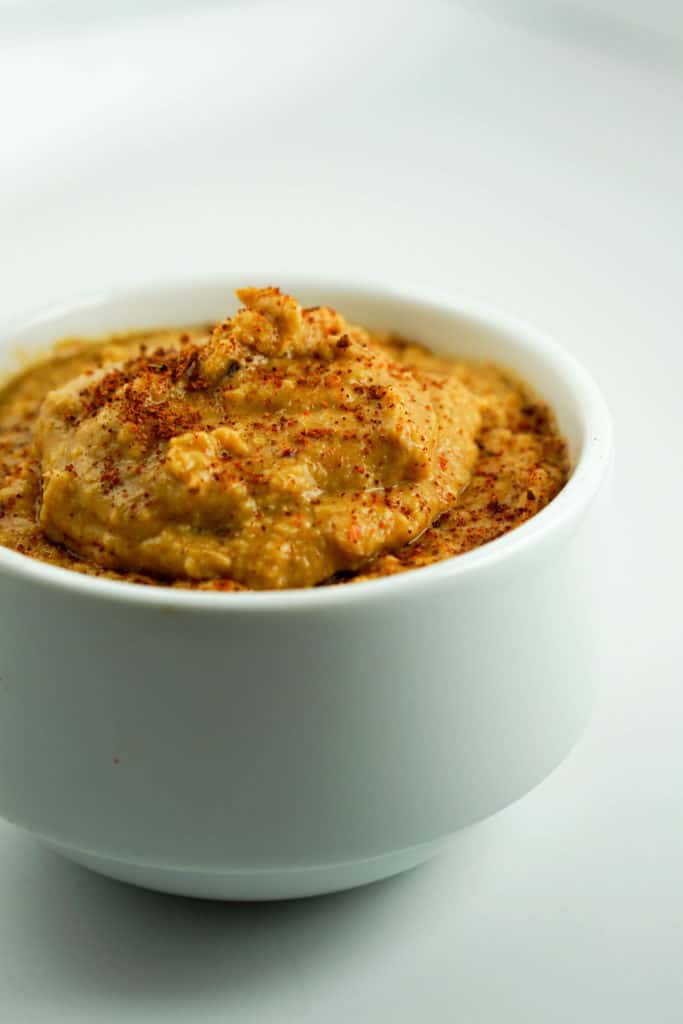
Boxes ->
[0,277,612,900]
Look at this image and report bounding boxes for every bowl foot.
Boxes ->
[41,837,448,900]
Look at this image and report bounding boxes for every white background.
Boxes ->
[1,2,682,1020]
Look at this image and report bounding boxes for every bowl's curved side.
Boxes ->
[0,481,605,886]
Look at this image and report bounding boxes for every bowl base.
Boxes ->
[41,837,448,900]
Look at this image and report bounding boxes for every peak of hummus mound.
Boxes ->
[34,286,482,589]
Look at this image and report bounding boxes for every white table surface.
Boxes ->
[1,2,682,1020]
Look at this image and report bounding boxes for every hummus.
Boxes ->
[0,287,568,590]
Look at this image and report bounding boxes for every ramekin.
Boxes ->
[0,277,612,899]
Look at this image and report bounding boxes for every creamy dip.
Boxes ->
[0,287,568,590]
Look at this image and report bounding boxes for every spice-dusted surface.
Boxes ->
[0,287,568,590]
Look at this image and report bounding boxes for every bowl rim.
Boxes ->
[0,275,613,610]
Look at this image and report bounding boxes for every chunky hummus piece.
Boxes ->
[34,289,481,589]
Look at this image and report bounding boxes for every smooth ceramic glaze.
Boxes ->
[0,278,612,899]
